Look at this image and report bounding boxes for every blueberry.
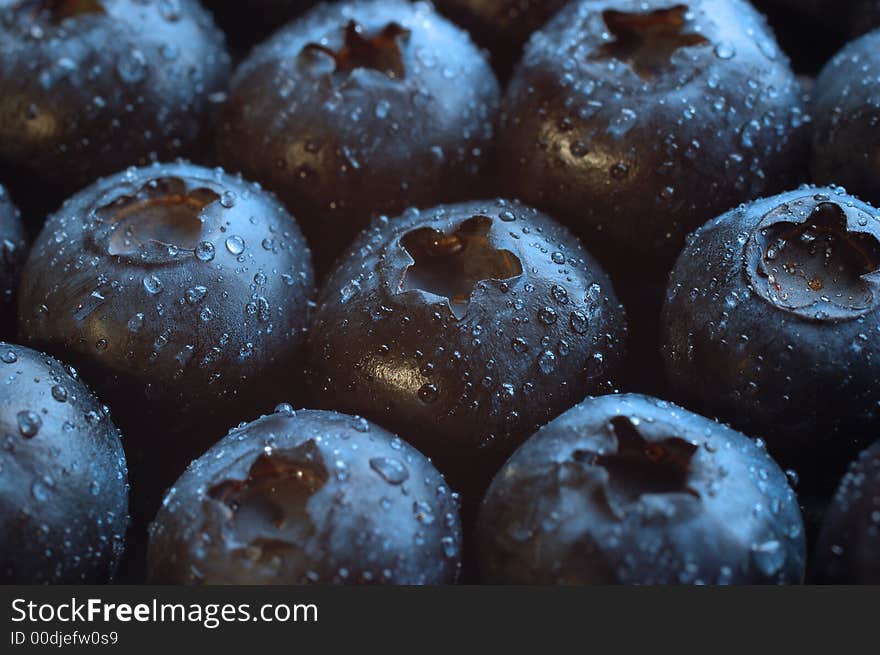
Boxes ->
[148,408,462,584]
[477,394,806,584]
[216,0,501,271]
[663,187,880,485]
[0,0,231,219]
[497,0,807,269]
[0,342,129,583]
[17,161,315,525]
[812,439,880,583]
[304,198,627,498]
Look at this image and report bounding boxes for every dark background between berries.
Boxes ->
[2,0,880,585]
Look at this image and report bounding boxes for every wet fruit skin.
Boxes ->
[0,0,231,218]
[811,29,880,206]
[497,0,808,269]
[16,161,315,523]
[662,187,880,486]
[477,394,806,585]
[811,439,880,584]
[216,0,501,272]
[304,198,627,495]
[148,407,462,584]
[0,342,129,583]
[0,183,26,339]
[434,0,568,77]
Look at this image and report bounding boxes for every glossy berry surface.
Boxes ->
[148,407,462,584]
[17,161,315,518]
[0,0,230,211]
[0,342,129,583]
[434,0,568,75]
[811,29,880,206]
[0,183,25,339]
[477,394,806,585]
[812,439,880,584]
[217,0,500,271]
[305,199,627,492]
[497,0,807,267]
[663,187,880,481]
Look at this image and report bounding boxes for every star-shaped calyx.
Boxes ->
[98,177,219,258]
[746,198,880,320]
[208,440,327,545]
[399,216,523,320]
[301,20,411,80]
[593,4,709,80]
[576,416,699,518]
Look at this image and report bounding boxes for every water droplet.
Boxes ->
[569,141,589,158]
[17,411,42,438]
[369,457,409,485]
[374,99,391,119]
[418,383,439,403]
[116,49,148,82]
[569,311,589,334]
[143,274,163,295]
[538,307,558,325]
[31,479,50,502]
[274,403,295,416]
[127,312,145,333]
[220,191,236,208]
[195,241,215,262]
[551,285,569,304]
[51,385,68,403]
[185,286,208,304]
[714,42,736,60]
[537,350,557,375]
[225,235,245,255]
[413,500,435,524]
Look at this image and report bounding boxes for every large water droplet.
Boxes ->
[369,457,409,485]
[225,235,246,255]
[143,274,163,295]
[195,241,215,262]
[17,411,42,438]
[714,42,736,60]
[51,385,68,403]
